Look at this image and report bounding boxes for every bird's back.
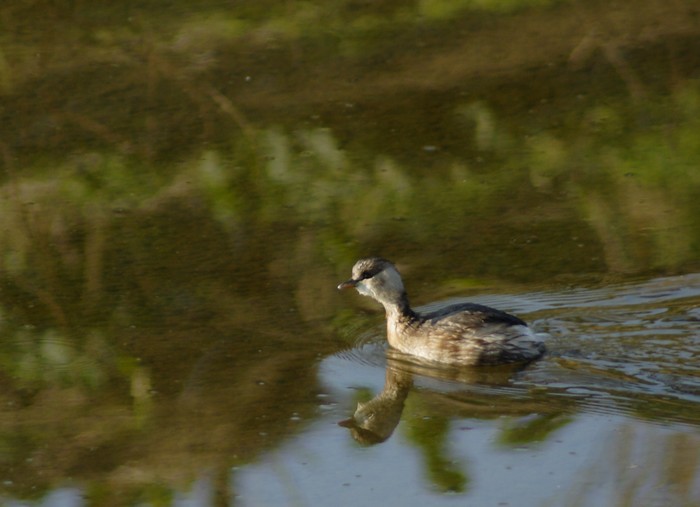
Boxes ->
[395,303,545,365]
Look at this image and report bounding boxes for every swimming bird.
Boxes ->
[338,258,545,366]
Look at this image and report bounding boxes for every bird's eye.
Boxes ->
[360,270,372,280]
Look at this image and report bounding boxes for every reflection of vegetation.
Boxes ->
[550,424,700,507]
[1,84,699,498]
[524,84,700,273]
[0,151,332,502]
[8,80,692,283]
[1,82,699,501]
[1,0,568,87]
[340,358,574,493]
[0,0,698,503]
[2,328,114,389]
[5,79,698,334]
[403,414,468,493]
[497,413,573,445]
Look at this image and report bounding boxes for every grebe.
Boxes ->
[338,258,545,366]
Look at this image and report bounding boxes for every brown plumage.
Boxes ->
[338,258,545,366]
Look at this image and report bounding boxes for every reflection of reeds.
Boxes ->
[83,205,106,310]
[1,103,698,333]
[56,111,132,153]
[550,423,700,507]
[1,182,69,327]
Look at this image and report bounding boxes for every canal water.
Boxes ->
[0,1,699,505]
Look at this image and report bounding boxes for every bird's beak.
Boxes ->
[337,279,357,290]
[338,417,357,428]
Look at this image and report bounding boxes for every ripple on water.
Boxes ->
[523,275,700,424]
[332,327,388,369]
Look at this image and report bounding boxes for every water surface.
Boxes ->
[236,275,700,506]
[0,0,699,505]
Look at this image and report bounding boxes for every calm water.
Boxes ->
[1,1,700,506]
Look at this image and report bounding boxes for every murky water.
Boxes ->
[1,1,700,506]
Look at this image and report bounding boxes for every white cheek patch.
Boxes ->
[355,281,372,296]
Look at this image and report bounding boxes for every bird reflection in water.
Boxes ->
[339,349,528,445]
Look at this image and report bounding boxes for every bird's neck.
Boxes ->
[382,293,418,323]
[383,294,419,351]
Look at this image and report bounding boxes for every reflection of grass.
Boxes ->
[549,424,700,507]
[497,413,573,446]
[0,6,695,506]
[419,0,560,19]
[0,15,698,501]
[9,329,111,388]
[2,83,699,339]
[525,83,700,273]
[1,0,570,88]
[403,413,469,493]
